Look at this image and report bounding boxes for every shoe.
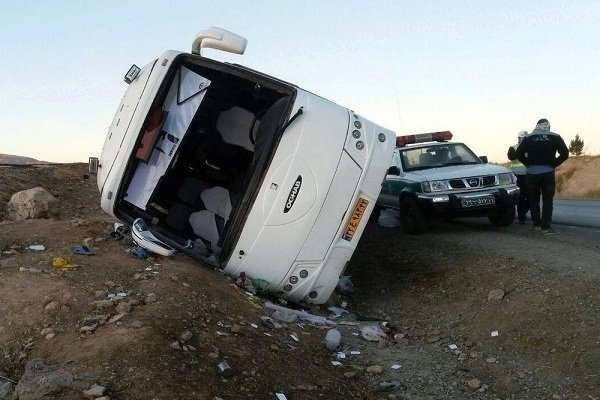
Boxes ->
[533,226,542,232]
[71,245,94,256]
[542,228,559,236]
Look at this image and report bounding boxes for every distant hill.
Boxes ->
[0,153,51,165]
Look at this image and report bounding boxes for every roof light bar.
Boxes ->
[396,131,452,147]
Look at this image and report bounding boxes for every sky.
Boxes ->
[0,0,598,164]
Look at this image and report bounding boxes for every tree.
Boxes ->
[569,134,584,156]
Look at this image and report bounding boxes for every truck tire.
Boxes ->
[400,197,426,234]
[488,205,515,226]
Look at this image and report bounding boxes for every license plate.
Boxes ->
[461,196,495,207]
[342,197,369,241]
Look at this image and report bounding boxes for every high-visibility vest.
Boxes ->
[509,144,526,175]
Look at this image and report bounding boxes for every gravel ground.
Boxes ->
[0,163,598,399]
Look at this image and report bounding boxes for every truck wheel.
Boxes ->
[400,197,426,234]
[489,205,515,226]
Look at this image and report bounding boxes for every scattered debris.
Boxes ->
[217,361,233,377]
[324,328,342,351]
[264,302,335,325]
[52,257,79,270]
[71,245,94,256]
[360,324,385,342]
[110,222,129,240]
[129,246,150,259]
[327,306,349,318]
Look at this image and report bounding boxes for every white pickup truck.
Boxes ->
[376,131,520,233]
[96,28,395,304]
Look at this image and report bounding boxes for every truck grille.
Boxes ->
[448,175,497,189]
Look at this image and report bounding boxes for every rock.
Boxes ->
[145,293,158,304]
[7,187,60,221]
[131,321,143,328]
[426,335,441,343]
[0,370,14,399]
[83,383,105,399]
[487,289,505,301]
[170,341,182,350]
[179,330,193,343]
[44,301,59,311]
[82,237,95,248]
[79,324,97,333]
[260,316,282,330]
[115,302,131,313]
[40,327,54,336]
[15,359,73,400]
[61,292,73,304]
[20,267,42,273]
[108,314,126,324]
[467,378,481,389]
[230,324,243,334]
[366,365,384,374]
[91,300,114,309]
[378,380,402,391]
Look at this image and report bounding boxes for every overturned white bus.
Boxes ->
[96,28,395,304]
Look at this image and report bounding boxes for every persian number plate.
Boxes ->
[342,197,369,241]
[461,196,495,208]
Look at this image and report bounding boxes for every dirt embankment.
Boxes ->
[555,155,600,199]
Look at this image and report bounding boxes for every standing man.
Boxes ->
[507,131,529,223]
[516,118,569,235]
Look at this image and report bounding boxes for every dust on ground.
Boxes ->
[0,163,599,399]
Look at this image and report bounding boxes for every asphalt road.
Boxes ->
[552,199,600,228]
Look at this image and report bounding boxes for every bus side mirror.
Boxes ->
[191,27,247,56]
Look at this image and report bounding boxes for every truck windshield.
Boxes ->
[400,143,481,171]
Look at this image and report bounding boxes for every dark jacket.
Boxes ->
[516,129,569,168]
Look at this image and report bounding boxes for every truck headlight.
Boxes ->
[422,180,449,192]
[498,173,514,185]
